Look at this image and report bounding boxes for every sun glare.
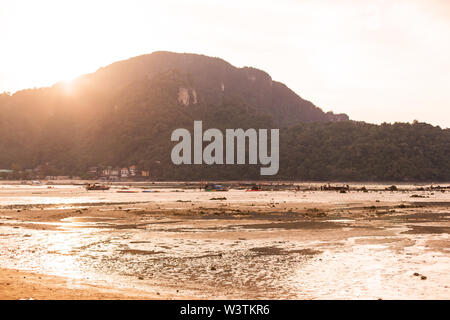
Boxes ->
[60,80,75,96]
[0,0,449,126]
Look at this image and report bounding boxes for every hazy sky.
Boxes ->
[1,0,449,127]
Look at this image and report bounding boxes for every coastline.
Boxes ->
[0,185,449,299]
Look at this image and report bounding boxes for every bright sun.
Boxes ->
[60,79,76,96]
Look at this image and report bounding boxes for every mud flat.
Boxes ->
[0,268,168,300]
[0,184,449,299]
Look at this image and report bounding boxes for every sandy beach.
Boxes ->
[0,183,449,299]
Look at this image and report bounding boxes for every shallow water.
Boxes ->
[0,184,449,299]
[0,184,448,207]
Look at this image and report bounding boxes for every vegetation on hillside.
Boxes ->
[0,52,448,181]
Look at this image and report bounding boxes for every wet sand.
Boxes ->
[0,268,160,300]
[0,184,449,299]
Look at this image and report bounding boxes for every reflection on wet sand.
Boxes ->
[0,184,449,299]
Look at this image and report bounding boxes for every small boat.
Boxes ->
[246,185,262,191]
[204,184,229,192]
[117,190,139,193]
[85,183,110,191]
[320,184,350,192]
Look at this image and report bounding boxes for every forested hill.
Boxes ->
[280,121,449,182]
[0,52,448,181]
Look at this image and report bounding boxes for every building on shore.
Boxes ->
[0,169,14,179]
[98,165,149,180]
[120,168,129,178]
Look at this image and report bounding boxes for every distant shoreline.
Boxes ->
[1,180,449,186]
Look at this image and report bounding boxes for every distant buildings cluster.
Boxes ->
[0,164,151,181]
[89,165,150,181]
